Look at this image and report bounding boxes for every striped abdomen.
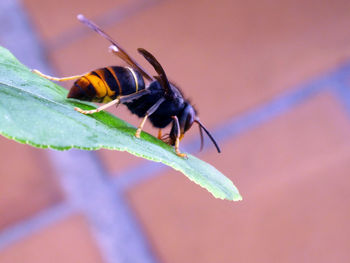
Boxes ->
[67,66,145,103]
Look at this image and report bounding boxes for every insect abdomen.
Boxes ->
[67,66,145,102]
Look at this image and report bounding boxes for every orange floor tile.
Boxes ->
[0,137,62,230]
[0,214,104,263]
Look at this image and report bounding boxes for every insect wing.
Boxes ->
[138,48,179,98]
[77,14,154,81]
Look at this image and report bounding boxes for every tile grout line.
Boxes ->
[113,63,350,190]
[0,0,73,250]
[331,69,350,116]
[49,150,160,263]
[0,1,160,263]
[0,203,74,250]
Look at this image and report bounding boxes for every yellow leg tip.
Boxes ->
[135,130,141,138]
[176,152,188,158]
[74,107,98,114]
[157,129,162,140]
[74,107,84,113]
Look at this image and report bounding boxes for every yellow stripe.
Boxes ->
[102,96,113,103]
[107,67,122,95]
[94,70,115,98]
[85,74,106,98]
[126,67,139,92]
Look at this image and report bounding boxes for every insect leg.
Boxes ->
[74,97,120,114]
[118,89,149,103]
[32,69,84,82]
[135,97,165,138]
[135,115,148,138]
[75,89,149,114]
[157,129,162,140]
[172,116,187,158]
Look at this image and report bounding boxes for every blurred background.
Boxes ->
[1,0,350,262]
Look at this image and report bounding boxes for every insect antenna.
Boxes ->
[195,120,221,153]
[199,123,204,152]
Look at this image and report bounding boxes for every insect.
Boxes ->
[33,14,221,158]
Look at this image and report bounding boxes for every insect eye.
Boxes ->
[181,105,195,132]
[184,111,194,131]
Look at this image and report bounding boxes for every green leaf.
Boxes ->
[0,46,241,201]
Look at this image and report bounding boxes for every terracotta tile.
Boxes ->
[0,137,63,230]
[22,0,130,42]
[47,0,350,173]
[126,92,350,263]
[0,213,104,263]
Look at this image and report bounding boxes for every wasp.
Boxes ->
[33,14,220,158]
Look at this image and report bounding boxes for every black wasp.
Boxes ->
[33,14,221,158]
